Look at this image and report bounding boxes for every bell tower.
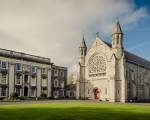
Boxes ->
[112,19,123,59]
[76,35,87,99]
[78,35,87,62]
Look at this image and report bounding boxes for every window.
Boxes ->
[60,71,64,77]
[16,88,21,96]
[116,35,119,44]
[54,70,58,76]
[1,61,8,69]
[42,88,47,94]
[31,77,36,84]
[31,66,37,73]
[105,88,107,95]
[88,88,90,94]
[117,89,120,95]
[53,91,59,98]
[126,71,128,80]
[16,63,22,71]
[54,79,59,88]
[31,87,36,97]
[42,68,47,74]
[60,81,64,88]
[1,87,7,96]
[88,54,106,77]
[24,75,28,83]
[1,74,7,84]
[16,75,21,85]
[131,71,135,81]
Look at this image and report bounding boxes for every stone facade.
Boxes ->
[77,20,150,102]
[0,48,67,99]
[51,65,67,99]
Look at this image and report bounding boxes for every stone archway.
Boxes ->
[93,87,101,100]
[24,86,28,97]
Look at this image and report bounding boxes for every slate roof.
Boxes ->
[0,48,51,65]
[103,40,150,68]
[124,51,150,68]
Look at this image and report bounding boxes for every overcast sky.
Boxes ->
[0,0,149,74]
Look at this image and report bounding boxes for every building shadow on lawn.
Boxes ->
[0,107,150,120]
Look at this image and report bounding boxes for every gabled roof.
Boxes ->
[103,41,112,47]
[124,51,150,69]
[99,40,150,69]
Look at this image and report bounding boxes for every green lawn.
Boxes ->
[0,101,150,120]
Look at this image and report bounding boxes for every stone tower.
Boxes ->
[112,19,123,59]
[111,19,125,102]
[76,35,87,99]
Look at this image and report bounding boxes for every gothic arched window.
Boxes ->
[88,54,106,77]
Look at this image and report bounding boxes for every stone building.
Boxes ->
[0,48,67,99]
[51,65,67,99]
[66,83,76,99]
[76,20,150,102]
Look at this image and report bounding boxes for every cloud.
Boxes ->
[123,7,148,24]
[128,41,150,51]
[0,0,148,75]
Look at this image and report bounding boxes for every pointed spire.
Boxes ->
[96,32,99,38]
[112,18,123,35]
[80,34,87,48]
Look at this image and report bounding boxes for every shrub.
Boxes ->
[0,97,4,100]
[10,92,18,99]
[40,93,47,98]
[19,97,25,100]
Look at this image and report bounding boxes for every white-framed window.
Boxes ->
[1,61,8,70]
[54,70,58,76]
[60,90,64,97]
[54,79,59,88]
[31,87,36,97]
[53,90,59,98]
[0,87,7,97]
[60,71,64,77]
[24,75,28,83]
[60,81,64,88]
[31,77,36,85]
[42,68,47,74]
[1,73,7,84]
[16,75,21,85]
[15,88,21,96]
[42,87,47,94]
[15,63,22,71]
[31,66,37,73]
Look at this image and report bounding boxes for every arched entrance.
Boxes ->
[24,86,28,97]
[93,87,101,100]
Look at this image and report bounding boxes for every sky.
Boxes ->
[0,0,149,74]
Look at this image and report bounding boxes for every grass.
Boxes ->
[0,101,150,120]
